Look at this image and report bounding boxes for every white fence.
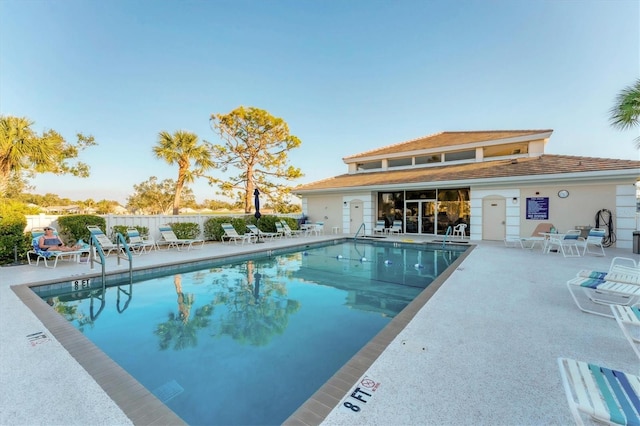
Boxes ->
[25,213,302,241]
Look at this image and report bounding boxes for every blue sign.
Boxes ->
[526,197,549,220]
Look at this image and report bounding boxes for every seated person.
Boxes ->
[38,227,81,252]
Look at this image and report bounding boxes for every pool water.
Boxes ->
[41,241,462,425]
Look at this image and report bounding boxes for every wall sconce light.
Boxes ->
[535,191,540,195]
[512,197,518,204]
[343,202,347,206]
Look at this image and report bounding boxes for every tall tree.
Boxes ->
[0,115,96,196]
[609,79,640,148]
[127,176,195,214]
[153,130,214,215]
[208,106,303,213]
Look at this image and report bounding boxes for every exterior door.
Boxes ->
[405,201,436,235]
[482,198,506,240]
[349,200,363,234]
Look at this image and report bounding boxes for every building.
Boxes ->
[293,130,640,249]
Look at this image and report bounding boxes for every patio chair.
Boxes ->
[87,225,125,257]
[452,223,467,238]
[373,220,386,235]
[246,224,279,240]
[545,229,582,257]
[126,228,157,255]
[611,305,640,360]
[27,227,89,268]
[557,357,640,426]
[221,223,255,245]
[158,225,205,250]
[280,221,304,237]
[389,220,403,234]
[577,227,606,256]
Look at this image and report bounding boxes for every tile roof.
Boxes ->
[294,154,640,192]
[343,130,554,160]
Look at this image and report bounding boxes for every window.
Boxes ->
[415,154,441,165]
[444,150,475,162]
[388,157,412,168]
[357,161,382,171]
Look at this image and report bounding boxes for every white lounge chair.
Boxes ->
[506,222,555,249]
[221,223,255,245]
[158,225,205,250]
[280,221,304,237]
[611,305,640,360]
[27,227,89,268]
[576,257,639,285]
[87,225,125,257]
[246,224,279,240]
[558,357,640,426]
[389,220,402,234]
[567,274,640,318]
[373,220,386,235]
[126,228,157,255]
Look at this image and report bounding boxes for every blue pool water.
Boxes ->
[39,241,463,425]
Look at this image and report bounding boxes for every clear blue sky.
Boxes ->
[1,0,638,205]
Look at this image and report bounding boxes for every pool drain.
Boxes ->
[152,379,184,403]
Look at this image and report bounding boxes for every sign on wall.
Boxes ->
[526,197,549,220]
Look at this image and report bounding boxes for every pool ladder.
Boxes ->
[89,232,134,290]
[354,222,366,240]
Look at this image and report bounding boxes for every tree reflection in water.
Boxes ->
[154,274,215,351]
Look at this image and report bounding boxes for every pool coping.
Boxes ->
[11,239,474,426]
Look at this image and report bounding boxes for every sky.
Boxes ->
[1,0,639,205]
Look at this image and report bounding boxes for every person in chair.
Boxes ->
[38,227,81,252]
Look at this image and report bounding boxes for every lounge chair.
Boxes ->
[373,220,386,235]
[611,305,640,360]
[506,222,555,249]
[280,221,304,237]
[158,225,205,250]
[87,225,125,257]
[389,220,402,234]
[557,357,640,426]
[566,275,640,318]
[577,227,607,256]
[576,257,639,285]
[545,229,582,257]
[27,227,89,268]
[126,228,157,255]
[246,224,279,240]
[221,223,255,245]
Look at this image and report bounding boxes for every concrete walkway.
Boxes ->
[0,235,637,425]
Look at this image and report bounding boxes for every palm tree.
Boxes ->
[609,79,640,149]
[0,116,56,196]
[153,130,215,215]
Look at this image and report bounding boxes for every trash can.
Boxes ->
[634,231,640,255]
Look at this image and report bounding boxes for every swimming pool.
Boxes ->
[33,240,466,425]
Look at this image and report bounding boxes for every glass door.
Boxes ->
[404,200,437,235]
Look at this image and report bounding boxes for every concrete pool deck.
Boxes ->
[0,234,637,425]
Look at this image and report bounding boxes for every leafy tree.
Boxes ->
[609,79,640,148]
[0,115,96,196]
[127,176,195,214]
[208,106,303,213]
[95,199,118,214]
[153,130,215,215]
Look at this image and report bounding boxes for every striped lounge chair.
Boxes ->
[558,357,640,426]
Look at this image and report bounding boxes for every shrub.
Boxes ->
[111,225,149,242]
[0,214,29,265]
[166,222,200,239]
[57,215,106,245]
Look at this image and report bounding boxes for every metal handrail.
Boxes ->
[354,222,366,240]
[443,226,452,248]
